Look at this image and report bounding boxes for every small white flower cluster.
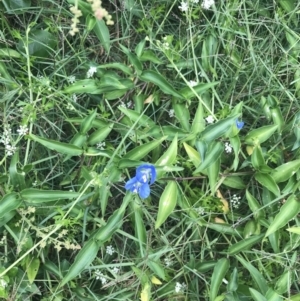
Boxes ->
[68,75,76,83]
[179,0,199,12]
[0,279,7,288]
[95,270,107,284]
[205,115,214,124]
[0,125,16,156]
[231,194,241,209]
[201,0,214,9]
[188,80,198,87]
[175,282,187,293]
[195,206,205,215]
[97,141,106,150]
[225,142,233,154]
[164,257,173,267]
[71,94,77,102]
[120,100,133,108]
[87,66,97,78]
[17,125,28,136]
[106,245,115,255]
[112,267,120,274]
[168,109,175,118]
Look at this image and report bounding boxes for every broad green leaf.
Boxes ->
[271,160,300,183]
[286,227,300,234]
[60,239,99,286]
[9,152,26,190]
[28,134,83,156]
[21,189,81,203]
[120,44,143,74]
[207,157,220,194]
[26,257,40,284]
[245,125,278,145]
[173,102,190,131]
[179,82,219,99]
[251,145,272,172]
[194,141,223,173]
[139,70,183,99]
[64,79,100,94]
[199,114,239,142]
[249,288,268,301]
[254,173,280,196]
[236,255,268,294]
[0,193,22,219]
[155,181,178,229]
[155,134,178,179]
[118,106,156,128]
[183,142,201,168]
[2,0,31,14]
[265,194,300,237]
[124,136,167,161]
[17,30,57,57]
[228,234,264,255]
[93,19,110,53]
[140,50,162,64]
[222,176,246,189]
[210,258,229,301]
[87,123,114,145]
[246,190,265,219]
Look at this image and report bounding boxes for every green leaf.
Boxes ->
[60,239,100,286]
[26,257,40,284]
[245,125,278,145]
[155,181,178,229]
[179,82,219,99]
[93,19,110,53]
[199,114,239,142]
[2,0,31,14]
[210,258,229,301]
[139,70,183,99]
[17,30,57,57]
[254,173,280,196]
[194,141,223,173]
[236,255,268,294]
[249,288,268,301]
[0,193,22,219]
[124,136,167,161]
[28,134,83,156]
[265,194,300,237]
[222,176,246,189]
[140,50,162,64]
[228,234,264,255]
[271,160,300,183]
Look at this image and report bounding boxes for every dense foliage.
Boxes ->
[0,0,300,300]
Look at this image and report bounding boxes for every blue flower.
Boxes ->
[236,120,244,130]
[125,164,156,199]
[136,164,156,184]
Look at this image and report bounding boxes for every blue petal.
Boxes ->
[138,183,150,199]
[136,164,157,184]
[236,120,244,130]
[125,177,139,192]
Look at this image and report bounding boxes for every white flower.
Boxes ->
[0,279,7,288]
[17,125,28,136]
[201,0,214,9]
[95,270,107,284]
[205,115,214,124]
[106,245,115,255]
[225,142,233,154]
[96,141,106,150]
[230,194,241,209]
[164,257,173,267]
[71,94,77,102]
[169,109,175,118]
[179,2,188,11]
[68,75,76,83]
[175,282,187,293]
[112,267,120,274]
[188,80,198,87]
[196,207,205,215]
[87,66,97,78]
[192,0,199,3]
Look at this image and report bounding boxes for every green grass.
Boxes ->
[0,0,300,300]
